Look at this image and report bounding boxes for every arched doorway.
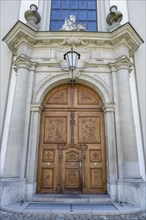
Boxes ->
[37,84,106,194]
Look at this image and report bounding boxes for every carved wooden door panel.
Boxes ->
[63,148,82,193]
[37,84,106,194]
[77,112,106,193]
[37,111,69,193]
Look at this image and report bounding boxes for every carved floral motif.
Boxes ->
[44,117,66,143]
[78,88,99,105]
[79,118,96,142]
[91,169,102,188]
[43,150,54,161]
[90,150,102,162]
[47,89,67,104]
[79,117,101,144]
[42,169,53,188]
[66,169,79,186]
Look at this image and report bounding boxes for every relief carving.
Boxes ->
[42,169,53,188]
[78,88,99,105]
[79,118,96,143]
[43,150,54,161]
[66,162,79,168]
[66,169,78,186]
[44,117,66,143]
[66,152,79,161]
[90,150,102,162]
[47,89,67,104]
[79,117,101,144]
[59,37,88,46]
[91,169,102,188]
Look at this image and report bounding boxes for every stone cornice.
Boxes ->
[3,21,143,57]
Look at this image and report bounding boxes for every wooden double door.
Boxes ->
[37,84,106,194]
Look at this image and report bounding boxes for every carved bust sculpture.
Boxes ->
[60,15,86,31]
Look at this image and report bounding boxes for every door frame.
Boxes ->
[36,84,109,194]
[26,80,117,199]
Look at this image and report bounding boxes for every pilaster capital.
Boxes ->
[109,56,133,72]
[102,103,115,113]
[13,55,38,72]
[30,102,43,113]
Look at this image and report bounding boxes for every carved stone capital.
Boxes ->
[109,56,133,72]
[13,55,37,71]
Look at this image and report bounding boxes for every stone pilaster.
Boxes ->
[3,57,31,176]
[20,65,37,178]
[25,103,42,200]
[115,57,140,178]
[110,65,124,178]
[103,104,117,182]
[103,104,118,201]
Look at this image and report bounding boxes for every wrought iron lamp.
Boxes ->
[64,47,80,84]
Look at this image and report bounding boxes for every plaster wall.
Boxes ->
[127,0,146,162]
[0,1,20,136]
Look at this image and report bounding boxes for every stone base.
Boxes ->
[107,182,118,202]
[25,182,37,201]
[107,22,121,32]
[117,178,146,210]
[0,177,26,206]
[1,177,146,211]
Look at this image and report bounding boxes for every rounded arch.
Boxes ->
[33,73,112,104]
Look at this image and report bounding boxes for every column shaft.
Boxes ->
[4,66,29,176]
[117,67,140,177]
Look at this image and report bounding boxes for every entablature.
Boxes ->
[3,21,143,59]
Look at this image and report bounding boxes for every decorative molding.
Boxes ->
[109,56,133,72]
[13,55,38,71]
[102,103,115,113]
[59,37,88,46]
[3,21,143,58]
[30,103,43,112]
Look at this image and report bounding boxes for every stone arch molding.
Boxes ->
[33,73,112,105]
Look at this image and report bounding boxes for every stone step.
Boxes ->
[32,194,111,204]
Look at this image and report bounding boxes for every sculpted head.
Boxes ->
[69,15,76,22]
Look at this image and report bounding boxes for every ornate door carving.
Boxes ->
[37,84,106,194]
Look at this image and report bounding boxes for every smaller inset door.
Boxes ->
[57,144,88,194]
[63,149,82,193]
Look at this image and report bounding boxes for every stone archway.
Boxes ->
[37,83,107,194]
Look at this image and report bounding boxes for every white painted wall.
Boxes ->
[127,0,146,168]
[0,70,16,175]
[0,1,20,176]
[130,70,146,180]
[110,0,146,175]
[0,1,20,136]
